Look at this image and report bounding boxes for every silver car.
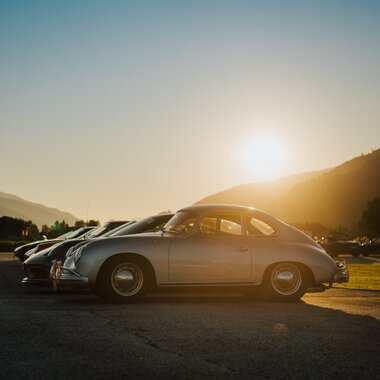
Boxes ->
[51,205,348,303]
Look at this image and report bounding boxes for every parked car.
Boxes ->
[14,227,95,262]
[22,221,130,262]
[362,238,380,256]
[21,221,130,284]
[23,215,172,284]
[318,236,362,257]
[51,205,348,303]
[63,214,173,259]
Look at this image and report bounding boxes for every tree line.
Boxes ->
[0,218,100,241]
[1,197,379,242]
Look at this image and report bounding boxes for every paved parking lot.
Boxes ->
[1,258,379,379]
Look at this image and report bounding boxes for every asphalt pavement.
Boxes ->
[1,258,379,380]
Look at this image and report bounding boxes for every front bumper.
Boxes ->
[22,263,51,284]
[50,260,89,288]
[332,260,349,283]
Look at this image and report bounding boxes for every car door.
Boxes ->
[168,213,252,283]
[245,214,279,284]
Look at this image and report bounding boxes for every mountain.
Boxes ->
[196,149,380,229]
[196,170,328,210]
[0,192,79,228]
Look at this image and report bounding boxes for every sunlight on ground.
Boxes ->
[333,264,380,291]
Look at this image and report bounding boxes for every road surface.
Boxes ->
[0,259,379,379]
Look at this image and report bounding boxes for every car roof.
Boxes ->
[178,204,274,220]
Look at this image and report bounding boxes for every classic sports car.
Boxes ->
[22,215,172,284]
[21,221,130,284]
[14,227,95,262]
[22,221,129,262]
[51,205,348,303]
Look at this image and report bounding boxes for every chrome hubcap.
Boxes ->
[111,263,143,297]
[271,264,301,295]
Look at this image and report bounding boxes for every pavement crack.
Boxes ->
[85,310,238,374]
[88,309,115,327]
[129,328,238,374]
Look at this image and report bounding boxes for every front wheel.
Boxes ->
[97,256,148,303]
[265,263,306,302]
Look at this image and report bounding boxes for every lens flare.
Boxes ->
[243,137,288,181]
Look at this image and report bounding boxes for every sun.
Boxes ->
[242,137,288,181]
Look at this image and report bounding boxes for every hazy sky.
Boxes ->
[1,1,379,222]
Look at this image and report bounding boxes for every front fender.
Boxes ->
[73,235,174,285]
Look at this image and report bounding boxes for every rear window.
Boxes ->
[246,216,275,236]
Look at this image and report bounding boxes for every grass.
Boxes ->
[333,264,380,291]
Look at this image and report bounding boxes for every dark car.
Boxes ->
[14,227,95,262]
[22,221,129,262]
[362,239,380,256]
[22,214,173,284]
[318,236,362,257]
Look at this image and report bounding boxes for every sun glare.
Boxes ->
[243,137,288,182]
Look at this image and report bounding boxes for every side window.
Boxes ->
[198,217,218,235]
[197,214,243,236]
[220,215,242,235]
[246,216,275,236]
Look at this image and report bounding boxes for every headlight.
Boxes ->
[66,246,75,258]
[73,246,84,265]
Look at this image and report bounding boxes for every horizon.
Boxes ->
[1,147,377,225]
[1,1,379,223]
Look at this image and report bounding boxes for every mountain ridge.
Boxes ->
[196,149,380,229]
[0,191,79,228]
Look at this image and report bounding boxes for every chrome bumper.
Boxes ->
[50,260,89,287]
[22,277,51,285]
[332,260,349,283]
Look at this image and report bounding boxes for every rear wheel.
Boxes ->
[97,255,148,303]
[265,263,306,302]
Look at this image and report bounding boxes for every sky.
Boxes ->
[0,0,379,223]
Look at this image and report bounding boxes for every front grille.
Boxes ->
[25,265,50,280]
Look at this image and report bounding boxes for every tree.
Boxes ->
[40,224,51,238]
[87,219,100,226]
[48,220,70,238]
[74,220,86,229]
[359,197,380,238]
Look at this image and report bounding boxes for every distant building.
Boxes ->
[0,216,29,240]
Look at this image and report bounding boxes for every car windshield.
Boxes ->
[163,211,197,235]
[63,228,93,239]
[57,230,77,240]
[109,215,173,236]
[85,225,108,238]
[103,221,137,237]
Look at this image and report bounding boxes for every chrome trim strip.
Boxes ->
[159,281,256,287]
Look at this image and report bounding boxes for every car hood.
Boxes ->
[23,244,59,264]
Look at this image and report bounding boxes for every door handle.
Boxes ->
[237,246,249,252]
